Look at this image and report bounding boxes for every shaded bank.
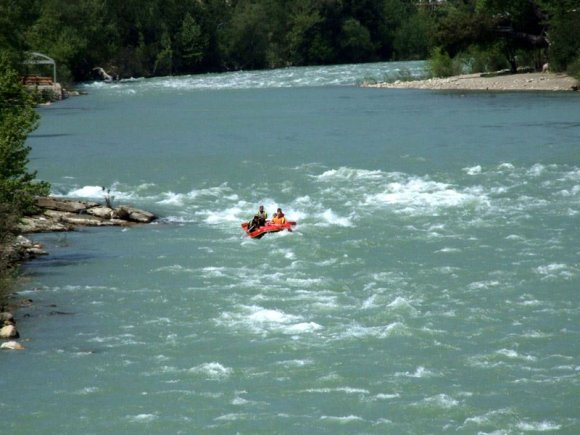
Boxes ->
[1,197,156,351]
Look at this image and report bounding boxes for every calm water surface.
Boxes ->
[2,62,579,433]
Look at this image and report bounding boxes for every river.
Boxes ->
[3,61,579,433]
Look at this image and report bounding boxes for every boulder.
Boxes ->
[86,206,114,219]
[0,324,19,339]
[35,197,98,213]
[15,236,47,257]
[19,215,72,233]
[116,206,156,223]
[0,341,25,350]
[59,214,115,226]
[0,312,14,323]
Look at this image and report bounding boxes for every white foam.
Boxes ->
[315,167,384,181]
[467,280,500,290]
[320,415,364,423]
[127,414,158,423]
[422,394,460,408]
[304,387,370,395]
[218,305,322,336]
[498,162,515,171]
[65,184,136,201]
[248,308,298,323]
[527,163,546,177]
[395,366,435,378]
[463,165,482,175]
[316,209,353,227]
[386,297,419,316]
[153,264,195,273]
[363,177,487,212]
[72,387,100,395]
[188,362,233,380]
[215,413,246,421]
[496,349,537,361]
[285,322,323,334]
[516,420,561,431]
[374,393,400,400]
[336,322,406,340]
[535,263,573,279]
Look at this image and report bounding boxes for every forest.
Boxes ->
[1,0,579,82]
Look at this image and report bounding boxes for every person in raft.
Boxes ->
[248,205,268,232]
[271,208,286,225]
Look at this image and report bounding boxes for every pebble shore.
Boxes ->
[364,72,579,92]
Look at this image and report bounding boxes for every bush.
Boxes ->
[567,55,580,81]
[0,55,51,215]
[0,204,20,305]
[459,44,509,74]
[427,47,463,78]
[0,54,51,301]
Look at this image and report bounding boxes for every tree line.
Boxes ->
[1,0,578,82]
[0,53,50,300]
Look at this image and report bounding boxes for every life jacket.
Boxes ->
[255,210,268,219]
[272,214,285,224]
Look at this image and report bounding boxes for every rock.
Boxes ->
[116,206,156,223]
[48,211,113,227]
[0,341,24,350]
[35,197,98,213]
[18,197,156,236]
[0,324,19,339]
[0,312,14,323]
[15,236,47,257]
[86,206,114,219]
[19,299,33,307]
[19,215,72,233]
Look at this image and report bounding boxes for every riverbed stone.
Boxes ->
[86,206,115,219]
[116,206,156,223]
[0,341,24,350]
[0,324,19,339]
[19,215,72,233]
[0,312,14,323]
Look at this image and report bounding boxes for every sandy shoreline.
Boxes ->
[364,72,579,92]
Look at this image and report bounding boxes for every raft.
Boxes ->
[241,221,296,239]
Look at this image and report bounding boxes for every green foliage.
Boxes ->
[0,202,20,304]
[427,47,463,78]
[219,2,271,70]
[0,54,50,215]
[339,18,374,63]
[459,44,509,73]
[178,13,208,72]
[1,0,579,80]
[543,1,580,71]
[0,52,50,301]
[567,55,580,81]
[393,11,434,60]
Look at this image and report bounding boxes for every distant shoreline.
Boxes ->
[363,72,579,92]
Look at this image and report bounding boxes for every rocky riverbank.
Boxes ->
[1,196,156,351]
[364,71,579,92]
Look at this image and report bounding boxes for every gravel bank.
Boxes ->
[365,72,579,92]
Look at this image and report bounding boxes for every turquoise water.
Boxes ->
[3,62,579,433]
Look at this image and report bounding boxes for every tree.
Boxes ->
[339,18,374,63]
[0,54,50,215]
[540,0,580,71]
[178,13,208,72]
[219,2,271,70]
[393,11,434,59]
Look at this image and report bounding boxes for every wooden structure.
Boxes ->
[22,52,57,84]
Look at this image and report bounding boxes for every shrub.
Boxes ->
[567,54,580,81]
[427,47,462,78]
